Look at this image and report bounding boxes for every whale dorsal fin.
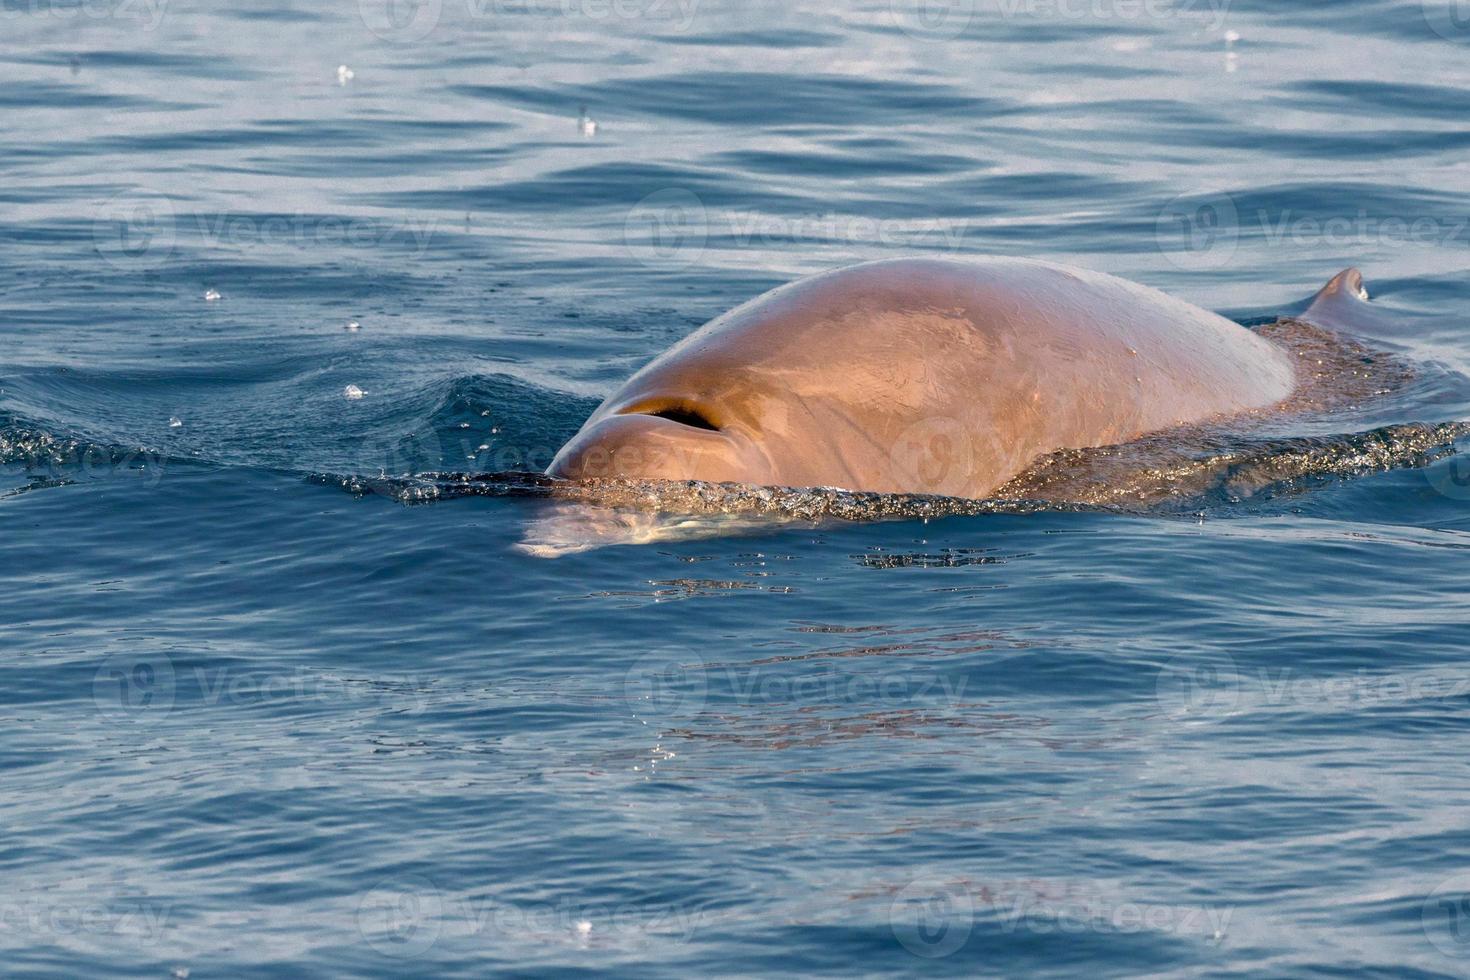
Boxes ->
[1300,267,1376,332]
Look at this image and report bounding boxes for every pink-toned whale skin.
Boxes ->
[548,257,1348,499]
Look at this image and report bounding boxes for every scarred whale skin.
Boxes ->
[547,257,1302,498]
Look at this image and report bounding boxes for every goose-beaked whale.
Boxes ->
[548,257,1369,498]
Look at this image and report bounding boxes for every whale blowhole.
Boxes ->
[642,406,720,431]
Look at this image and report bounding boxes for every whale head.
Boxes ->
[547,259,1005,496]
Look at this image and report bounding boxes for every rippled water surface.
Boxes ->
[3,1,1470,975]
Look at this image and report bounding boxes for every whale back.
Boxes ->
[599,257,1296,497]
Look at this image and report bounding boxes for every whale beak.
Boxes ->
[547,409,767,484]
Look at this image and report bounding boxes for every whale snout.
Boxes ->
[547,411,770,485]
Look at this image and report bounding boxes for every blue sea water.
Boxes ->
[3,0,1470,975]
